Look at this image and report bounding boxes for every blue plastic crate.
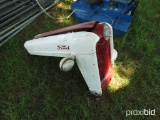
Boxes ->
[71,0,139,36]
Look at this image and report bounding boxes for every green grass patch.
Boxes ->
[0,0,160,119]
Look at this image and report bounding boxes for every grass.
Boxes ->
[0,0,160,119]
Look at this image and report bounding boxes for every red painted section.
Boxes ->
[34,21,98,39]
[93,23,113,91]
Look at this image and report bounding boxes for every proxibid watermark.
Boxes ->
[126,109,156,117]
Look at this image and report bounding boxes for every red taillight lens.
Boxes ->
[96,38,112,90]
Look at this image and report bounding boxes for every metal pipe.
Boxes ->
[0,0,31,17]
[0,19,34,46]
[0,3,37,28]
[0,14,39,41]
[0,0,60,46]
[0,8,40,34]
[0,0,21,10]
[0,0,8,4]
[0,5,28,22]
[0,8,39,33]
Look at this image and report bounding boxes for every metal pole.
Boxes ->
[0,0,60,46]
